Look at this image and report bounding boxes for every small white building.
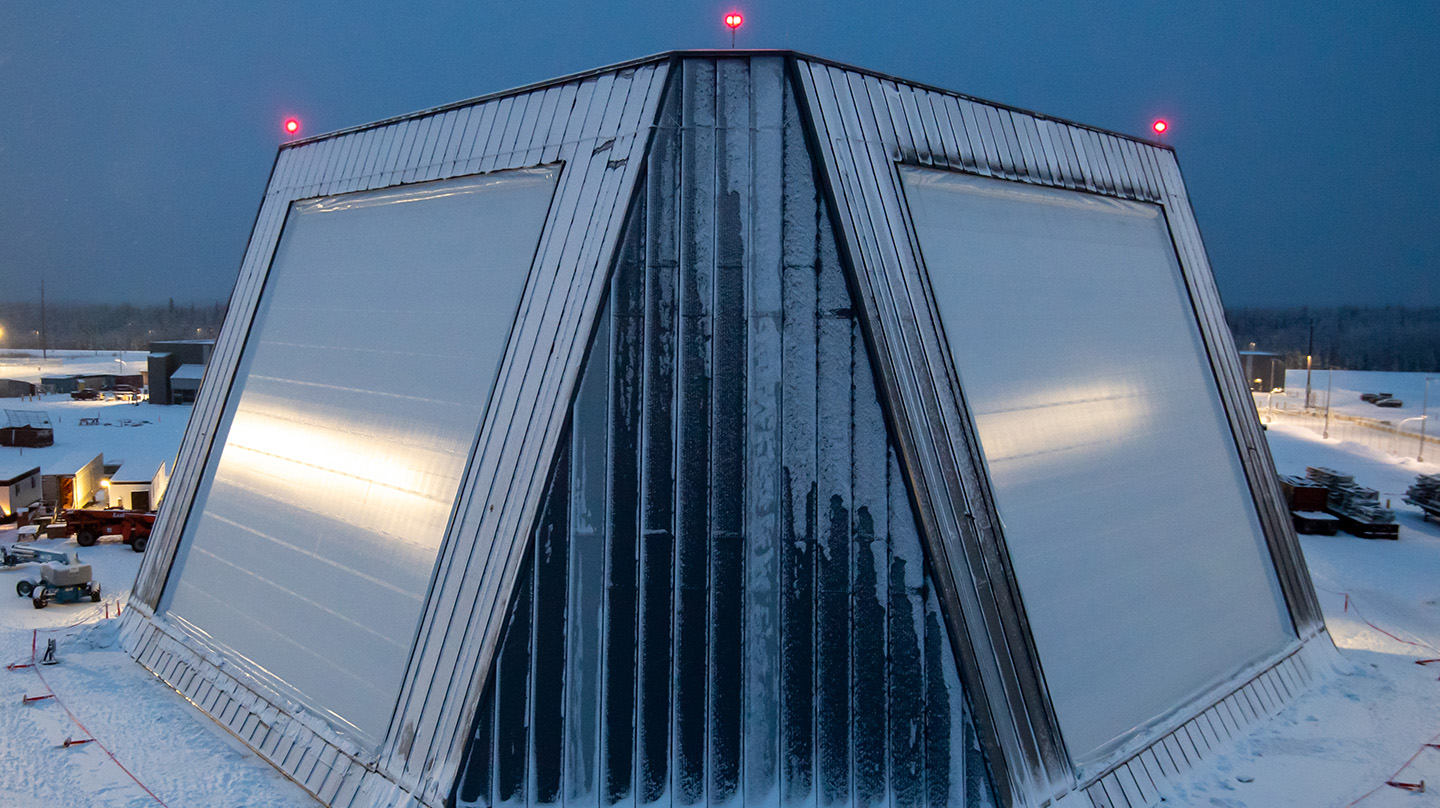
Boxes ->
[108,458,170,512]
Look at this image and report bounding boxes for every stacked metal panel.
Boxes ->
[450,56,994,808]
[1306,466,1396,522]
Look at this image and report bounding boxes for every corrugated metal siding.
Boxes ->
[124,59,672,808]
[792,56,1326,807]
[450,55,995,808]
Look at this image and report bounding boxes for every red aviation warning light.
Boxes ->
[1152,119,1168,135]
[725,11,743,47]
[284,118,301,136]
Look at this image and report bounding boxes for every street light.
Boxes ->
[1398,417,1427,458]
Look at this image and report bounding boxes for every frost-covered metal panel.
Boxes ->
[125,57,671,808]
[898,166,1294,774]
[793,54,1325,807]
[160,170,557,748]
[450,57,995,807]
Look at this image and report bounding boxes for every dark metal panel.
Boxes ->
[741,52,787,808]
[673,56,716,806]
[777,67,820,808]
[635,71,681,806]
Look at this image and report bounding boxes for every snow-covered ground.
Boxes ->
[3,378,1440,806]
[0,349,149,386]
[1161,423,1440,807]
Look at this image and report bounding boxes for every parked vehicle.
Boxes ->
[70,389,101,401]
[1375,397,1404,408]
[60,509,156,552]
[1360,392,1394,403]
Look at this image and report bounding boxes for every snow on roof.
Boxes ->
[170,364,206,381]
[111,458,166,484]
[41,449,102,476]
[0,465,40,485]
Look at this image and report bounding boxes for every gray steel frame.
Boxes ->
[119,50,1325,808]
[791,56,1325,807]
[123,58,672,808]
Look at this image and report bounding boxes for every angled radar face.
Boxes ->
[161,168,559,749]
[899,167,1294,774]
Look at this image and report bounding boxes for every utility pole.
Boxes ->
[39,278,48,360]
[1421,377,1431,463]
[1304,319,1314,409]
[1323,365,1333,439]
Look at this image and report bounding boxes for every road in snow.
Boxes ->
[2,392,1440,806]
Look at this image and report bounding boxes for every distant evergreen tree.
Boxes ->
[0,301,228,351]
[1227,306,1440,372]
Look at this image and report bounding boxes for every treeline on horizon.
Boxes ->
[1227,305,1440,373]
[0,300,227,352]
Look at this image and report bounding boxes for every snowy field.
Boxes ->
[3,382,1440,806]
[0,348,149,386]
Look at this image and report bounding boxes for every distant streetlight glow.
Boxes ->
[1152,119,1168,135]
[284,118,301,136]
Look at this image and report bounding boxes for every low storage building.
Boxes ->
[1,464,42,519]
[108,458,170,512]
[42,451,104,511]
